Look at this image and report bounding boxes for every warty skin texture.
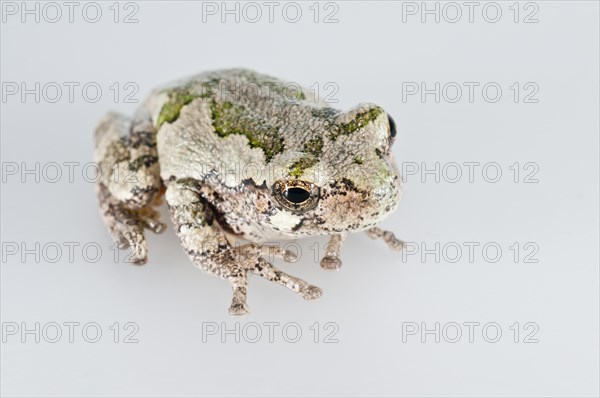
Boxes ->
[95,68,404,315]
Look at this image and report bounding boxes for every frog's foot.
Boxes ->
[365,227,404,251]
[98,183,166,265]
[234,244,321,301]
[223,253,319,316]
[320,234,346,270]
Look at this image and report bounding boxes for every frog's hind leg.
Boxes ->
[97,183,165,265]
[95,112,165,264]
[166,180,321,315]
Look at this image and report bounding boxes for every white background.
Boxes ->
[1,1,599,397]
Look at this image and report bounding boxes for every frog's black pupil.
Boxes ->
[284,187,310,204]
[388,115,397,137]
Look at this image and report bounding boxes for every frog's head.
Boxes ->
[269,104,401,235]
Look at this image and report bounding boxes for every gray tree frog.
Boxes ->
[94,69,403,315]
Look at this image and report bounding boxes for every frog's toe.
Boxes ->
[300,285,323,300]
[366,227,405,251]
[122,231,148,265]
[320,255,342,270]
[137,207,166,234]
[228,301,250,316]
[388,237,405,251]
[281,249,298,262]
[227,283,250,316]
[145,218,167,234]
[229,303,250,316]
[273,247,298,263]
[116,234,130,250]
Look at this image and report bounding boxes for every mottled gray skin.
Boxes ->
[95,69,403,315]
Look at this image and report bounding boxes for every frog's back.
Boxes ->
[147,68,319,119]
[152,69,338,187]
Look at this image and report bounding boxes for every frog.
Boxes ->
[94,68,404,315]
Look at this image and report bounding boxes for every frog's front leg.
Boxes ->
[365,227,405,250]
[166,180,322,315]
[320,234,346,270]
[95,112,165,264]
[319,229,403,270]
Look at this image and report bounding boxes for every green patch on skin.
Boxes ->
[304,137,323,157]
[293,90,306,101]
[288,137,324,178]
[239,70,306,101]
[157,80,223,128]
[157,89,200,128]
[289,156,318,178]
[330,106,384,140]
[210,100,284,162]
[195,79,221,100]
[353,156,364,165]
[201,78,221,96]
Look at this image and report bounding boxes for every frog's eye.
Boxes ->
[284,187,310,203]
[272,180,320,212]
[387,114,397,138]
